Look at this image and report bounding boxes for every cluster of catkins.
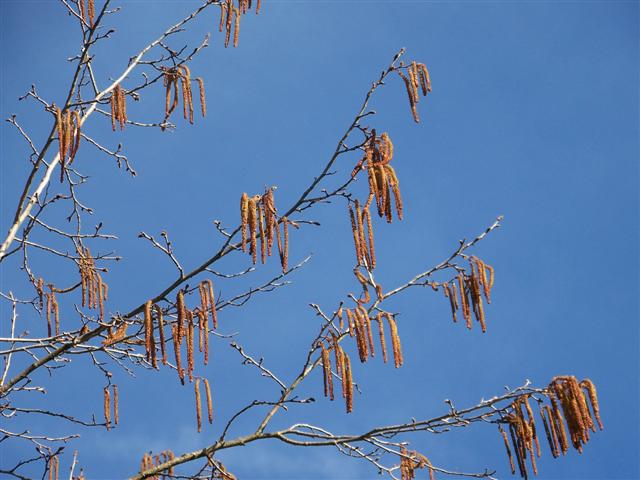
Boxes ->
[36,279,59,337]
[240,188,290,271]
[218,0,263,48]
[78,0,95,27]
[397,60,432,123]
[441,256,494,332]
[399,445,435,480]
[139,450,176,479]
[144,280,218,382]
[499,376,603,479]
[319,307,403,413]
[55,106,81,181]
[77,245,109,321]
[102,384,119,430]
[161,65,206,128]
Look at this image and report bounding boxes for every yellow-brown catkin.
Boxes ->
[203,378,213,424]
[257,0,262,14]
[144,300,153,362]
[248,196,258,263]
[349,205,363,265]
[385,165,403,221]
[171,324,184,384]
[206,278,218,330]
[187,311,195,382]
[363,204,376,269]
[281,217,289,272]
[51,289,60,336]
[219,2,226,32]
[343,351,353,413]
[111,384,119,425]
[154,304,167,365]
[195,379,203,432]
[417,63,432,95]
[87,0,95,27]
[69,110,81,164]
[103,386,111,430]
[321,343,334,400]
[397,70,420,123]
[258,204,266,264]
[330,332,342,376]
[233,7,241,47]
[177,290,185,341]
[79,0,86,23]
[353,308,368,362]
[386,313,403,368]
[581,379,603,430]
[376,313,388,363]
[355,200,370,267]
[541,404,560,458]
[240,192,249,252]
[224,0,233,48]
[359,306,375,358]
[196,77,206,117]
[45,292,53,337]
[499,425,516,474]
[110,89,117,131]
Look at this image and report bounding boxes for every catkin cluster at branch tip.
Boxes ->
[441,256,494,332]
[55,106,81,182]
[349,200,377,269]
[352,130,403,224]
[399,446,434,480]
[102,384,118,430]
[240,189,291,271]
[77,245,108,321]
[139,450,175,478]
[500,376,602,479]
[396,60,431,123]
[110,85,127,131]
[161,66,206,129]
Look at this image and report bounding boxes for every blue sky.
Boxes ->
[1,1,638,479]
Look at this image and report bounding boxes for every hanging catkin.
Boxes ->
[195,379,202,432]
[203,378,213,424]
[113,384,119,425]
[103,386,111,430]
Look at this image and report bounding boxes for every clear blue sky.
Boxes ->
[1,1,638,479]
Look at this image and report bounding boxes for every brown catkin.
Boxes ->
[154,304,167,365]
[355,200,370,267]
[349,205,363,265]
[343,351,353,413]
[171,325,184,384]
[240,192,249,252]
[104,386,111,430]
[359,306,375,358]
[195,379,202,433]
[248,196,258,263]
[113,384,119,425]
[177,290,185,341]
[187,311,195,382]
[225,0,233,48]
[144,300,153,362]
[206,278,218,330]
[258,203,266,264]
[197,77,206,117]
[500,425,516,474]
[79,0,86,23]
[386,313,403,368]
[88,0,95,27]
[377,313,388,363]
[52,291,60,336]
[281,217,289,272]
[233,7,241,47]
[385,165,403,221]
[321,343,334,400]
[541,404,559,458]
[397,70,420,123]
[581,379,603,430]
[363,204,376,268]
[69,110,81,164]
[219,2,226,32]
[203,378,213,424]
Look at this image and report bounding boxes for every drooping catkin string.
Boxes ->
[87,0,95,27]
[233,6,241,48]
[397,69,419,123]
[358,306,375,358]
[206,279,218,330]
[349,205,363,265]
[177,290,185,342]
[343,350,353,413]
[154,304,167,365]
[258,203,266,264]
[171,324,185,384]
[363,203,376,269]
[352,308,368,362]
[376,313,388,363]
[385,165,403,220]
[179,65,194,124]
[186,310,195,382]
[386,313,403,368]
[103,386,111,430]
[320,342,334,400]
[196,77,206,117]
[79,0,86,23]
[281,216,289,272]
[248,196,258,264]
[48,455,59,480]
[197,309,204,353]
[580,379,603,430]
[240,192,249,252]
[144,300,153,363]
[499,425,516,474]
[203,378,213,424]
[224,0,233,48]
[195,379,203,433]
